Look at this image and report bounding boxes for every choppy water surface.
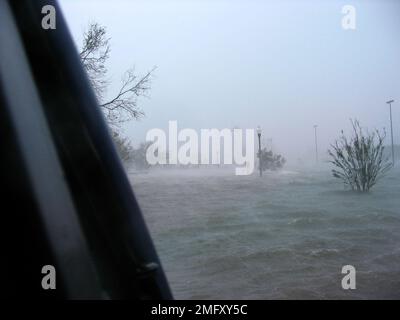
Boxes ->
[129,166,400,299]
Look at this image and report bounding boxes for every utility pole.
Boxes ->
[386,100,395,166]
[257,126,262,177]
[314,125,318,164]
[267,138,273,152]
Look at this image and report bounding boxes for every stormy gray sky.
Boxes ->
[59,0,400,163]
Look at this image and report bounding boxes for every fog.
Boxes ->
[60,0,400,164]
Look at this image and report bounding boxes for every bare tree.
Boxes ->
[79,22,155,128]
[328,119,391,192]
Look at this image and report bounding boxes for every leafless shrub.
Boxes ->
[328,120,391,192]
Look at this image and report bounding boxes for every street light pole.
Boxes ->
[386,100,395,166]
[257,126,262,177]
[314,125,318,164]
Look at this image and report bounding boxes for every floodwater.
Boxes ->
[129,165,400,299]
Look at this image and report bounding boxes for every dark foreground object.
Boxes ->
[0,0,172,299]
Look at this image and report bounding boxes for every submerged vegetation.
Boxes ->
[328,120,391,192]
[259,148,286,171]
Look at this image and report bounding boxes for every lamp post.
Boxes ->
[257,126,262,177]
[386,100,395,166]
[313,125,318,164]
